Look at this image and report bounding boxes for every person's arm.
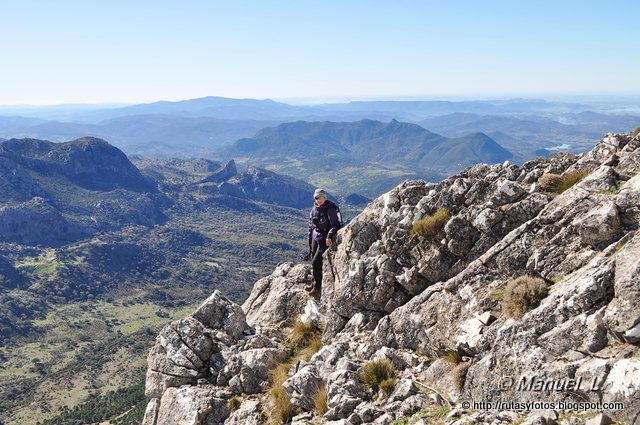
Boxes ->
[326,205,340,244]
[308,208,314,250]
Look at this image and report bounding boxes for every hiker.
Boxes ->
[304,189,341,293]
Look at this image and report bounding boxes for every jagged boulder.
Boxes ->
[242,262,312,328]
[145,290,249,398]
[220,334,289,394]
[322,158,565,338]
[154,386,231,425]
[283,363,325,411]
[224,399,264,424]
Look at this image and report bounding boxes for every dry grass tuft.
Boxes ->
[538,169,589,194]
[360,358,396,394]
[267,320,326,424]
[439,349,462,365]
[312,383,328,416]
[289,319,317,349]
[410,208,451,239]
[559,169,589,192]
[268,361,299,424]
[228,396,241,412]
[538,173,563,193]
[299,333,324,362]
[492,276,549,318]
[452,362,470,390]
[379,377,396,396]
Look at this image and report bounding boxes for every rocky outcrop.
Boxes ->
[0,148,47,202]
[2,137,156,192]
[201,159,238,183]
[144,132,640,424]
[219,165,315,208]
[0,137,168,245]
[242,263,312,328]
[194,160,316,208]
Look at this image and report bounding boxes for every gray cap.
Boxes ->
[314,188,327,199]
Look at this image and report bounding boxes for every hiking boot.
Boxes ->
[309,287,321,296]
[304,283,315,292]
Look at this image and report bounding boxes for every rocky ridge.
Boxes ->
[143,132,640,424]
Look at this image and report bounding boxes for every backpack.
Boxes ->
[311,201,344,233]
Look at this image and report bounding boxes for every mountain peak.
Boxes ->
[2,137,155,192]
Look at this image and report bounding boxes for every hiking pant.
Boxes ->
[311,238,327,290]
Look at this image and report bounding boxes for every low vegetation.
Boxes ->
[438,349,462,365]
[312,383,328,416]
[491,276,550,318]
[35,383,146,425]
[410,207,451,239]
[268,320,325,424]
[632,125,640,138]
[360,358,397,396]
[452,362,470,390]
[289,319,317,349]
[538,169,589,194]
[391,405,451,425]
[268,361,299,425]
[228,396,241,412]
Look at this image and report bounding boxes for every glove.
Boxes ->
[303,252,311,261]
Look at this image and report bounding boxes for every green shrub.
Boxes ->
[410,208,451,239]
[632,125,640,138]
[492,276,549,318]
[360,358,396,393]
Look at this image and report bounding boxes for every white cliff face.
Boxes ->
[143,132,640,425]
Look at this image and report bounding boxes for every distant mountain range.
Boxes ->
[221,119,512,196]
[1,96,637,162]
[0,96,598,123]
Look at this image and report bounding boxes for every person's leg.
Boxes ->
[305,239,320,291]
[311,238,327,291]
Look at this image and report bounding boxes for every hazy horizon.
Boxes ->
[1,93,640,109]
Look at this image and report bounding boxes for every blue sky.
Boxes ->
[1,0,639,104]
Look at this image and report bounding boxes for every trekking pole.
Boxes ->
[326,249,341,290]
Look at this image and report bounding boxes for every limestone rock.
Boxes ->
[242,262,311,328]
[156,386,229,425]
[283,363,325,412]
[224,399,264,425]
[193,290,247,339]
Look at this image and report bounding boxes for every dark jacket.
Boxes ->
[308,200,340,244]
